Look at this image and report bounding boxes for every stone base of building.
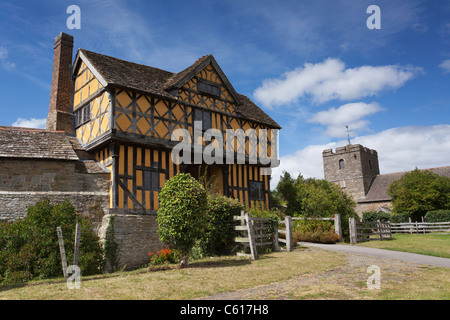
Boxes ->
[98,213,164,271]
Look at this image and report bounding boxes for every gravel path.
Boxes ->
[198,246,439,300]
[297,242,450,268]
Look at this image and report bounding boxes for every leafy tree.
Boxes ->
[157,173,208,267]
[275,171,304,216]
[299,178,356,219]
[388,169,450,221]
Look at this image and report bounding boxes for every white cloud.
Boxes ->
[308,102,384,138]
[271,124,450,189]
[439,59,450,73]
[12,118,46,129]
[254,58,422,107]
[0,46,7,59]
[0,46,16,71]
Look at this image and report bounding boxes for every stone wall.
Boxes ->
[355,201,393,217]
[0,158,110,221]
[99,213,164,270]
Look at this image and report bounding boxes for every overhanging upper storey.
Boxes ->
[71,49,281,162]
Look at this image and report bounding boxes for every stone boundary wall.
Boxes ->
[0,158,110,222]
[0,190,109,222]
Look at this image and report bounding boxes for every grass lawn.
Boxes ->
[354,233,450,258]
[0,249,346,300]
[1,246,448,300]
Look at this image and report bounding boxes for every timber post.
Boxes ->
[334,213,342,240]
[349,217,357,244]
[56,226,68,279]
[285,216,293,252]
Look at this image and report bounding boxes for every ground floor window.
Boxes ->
[249,180,264,201]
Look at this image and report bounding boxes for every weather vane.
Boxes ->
[346,126,352,145]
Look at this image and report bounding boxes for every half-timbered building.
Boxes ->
[0,33,280,269]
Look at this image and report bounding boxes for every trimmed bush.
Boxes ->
[0,199,104,285]
[362,211,390,222]
[425,210,450,223]
[157,173,208,267]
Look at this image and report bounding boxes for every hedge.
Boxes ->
[425,210,450,223]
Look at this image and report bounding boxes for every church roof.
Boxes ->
[359,166,450,203]
[0,126,79,161]
[75,49,281,129]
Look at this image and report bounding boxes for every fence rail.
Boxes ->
[349,218,392,244]
[234,211,296,260]
[391,221,450,234]
[233,212,347,258]
[234,211,278,260]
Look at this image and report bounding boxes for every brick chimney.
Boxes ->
[46,32,74,134]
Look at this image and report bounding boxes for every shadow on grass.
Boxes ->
[187,257,252,269]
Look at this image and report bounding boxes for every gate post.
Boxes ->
[349,217,357,244]
[334,214,342,240]
[245,213,258,260]
[285,216,293,252]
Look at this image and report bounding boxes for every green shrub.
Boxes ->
[196,194,244,257]
[390,212,411,223]
[425,210,450,222]
[157,173,208,267]
[362,211,390,222]
[0,199,104,285]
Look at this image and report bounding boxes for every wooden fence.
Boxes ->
[234,211,297,260]
[391,221,450,234]
[277,216,293,253]
[233,212,343,259]
[234,211,278,260]
[349,217,392,244]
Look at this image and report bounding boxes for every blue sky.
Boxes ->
[1,0,449,187]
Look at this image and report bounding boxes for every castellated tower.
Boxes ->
[322,144,380,201]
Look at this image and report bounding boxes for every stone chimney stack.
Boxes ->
[46,32,74,134]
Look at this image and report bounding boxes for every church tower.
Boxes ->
[322,144,380,201]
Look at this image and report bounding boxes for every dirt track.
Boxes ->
[199,247,434,300]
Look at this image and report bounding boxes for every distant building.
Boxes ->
[322,144,450,216]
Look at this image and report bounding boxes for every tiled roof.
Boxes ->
[80,49,174,100]
[360,166,450,203]
[0,126,79,160]
[78,50,281,129]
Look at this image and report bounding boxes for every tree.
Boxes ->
[388,169,450,221]
[157,173,208,267]
[275,171,304,216]
[300,178,356,219]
